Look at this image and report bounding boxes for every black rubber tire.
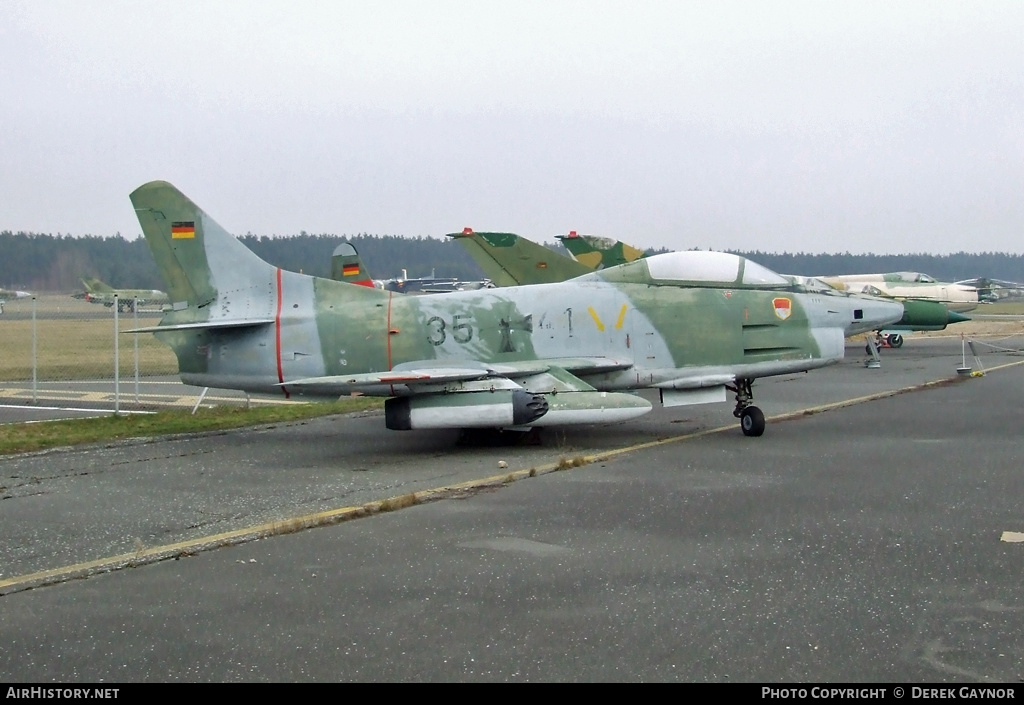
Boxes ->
[740,406,766,437]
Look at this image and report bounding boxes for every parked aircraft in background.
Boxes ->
[72,277,169,312]
[0,287,31,314]
[816,273,979,313]
[954,277,1024,304]
[376,269,493,294]
[0,288,32,300]
[128,181,904,437]
[331,238,492,293]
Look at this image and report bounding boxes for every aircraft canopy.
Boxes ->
[645,251,790,287]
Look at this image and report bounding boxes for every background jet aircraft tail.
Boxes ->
[81,277,116,294]
[448,229,590,286]
[557,231,649,269]
[330,243,376,287]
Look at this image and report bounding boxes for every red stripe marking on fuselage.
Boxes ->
[387,291,395,395]
[275,267,290,398]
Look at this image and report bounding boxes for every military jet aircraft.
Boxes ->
[128,181,904,437]
[816,272,979,314]
[450,230,963,343]
[955,277,1024,304]
[0,287,31,314]
[330,241,494,293]
[548,232,973,346]
[73,277,169,312]
[0,288,32,300]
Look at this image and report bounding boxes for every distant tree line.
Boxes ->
[2,229,1024,292]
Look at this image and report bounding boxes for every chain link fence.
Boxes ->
[0,293,259,412]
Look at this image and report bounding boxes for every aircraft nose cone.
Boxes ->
[946,309,971,324]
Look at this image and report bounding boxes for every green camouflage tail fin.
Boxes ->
[82,277,114,293]
[130,181,276,311]
[555,232,648,270]
[330,243,376,287]
[448,229,590,286]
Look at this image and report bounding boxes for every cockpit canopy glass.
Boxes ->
[645,251,790,287]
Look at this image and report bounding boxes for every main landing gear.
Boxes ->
[728,378,765,437]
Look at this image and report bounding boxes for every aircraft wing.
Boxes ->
[283,356,634,396]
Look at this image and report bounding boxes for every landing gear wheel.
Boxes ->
[740,406,765,437]
[888,334,904,348]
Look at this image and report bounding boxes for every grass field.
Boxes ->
[0,398,383,456]
[980,300,1024,315]
[0,316,178,381]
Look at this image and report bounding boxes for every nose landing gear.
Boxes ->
[865,332,903,354]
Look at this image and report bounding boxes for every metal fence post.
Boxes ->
[31,295,37,404]
[114,294,120,414]
[133,297,139,404]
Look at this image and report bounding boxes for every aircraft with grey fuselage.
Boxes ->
[128,181,905,437]
[0,288,31,314]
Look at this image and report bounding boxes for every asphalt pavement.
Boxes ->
[0,335,1022,681]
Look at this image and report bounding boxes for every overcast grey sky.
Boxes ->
[2,1,1022,254]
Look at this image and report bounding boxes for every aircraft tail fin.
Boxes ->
[82,277,114,293]
[330,242,376,287]
[448,229,591,286]
[555,232,647,270]
[130,181,276,311]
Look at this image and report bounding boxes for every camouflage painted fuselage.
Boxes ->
[156,260,853,398]
[131,181,903,431]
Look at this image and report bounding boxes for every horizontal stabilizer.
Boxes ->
[123,318,275,334]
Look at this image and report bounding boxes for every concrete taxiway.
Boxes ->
[0,335,1022,681]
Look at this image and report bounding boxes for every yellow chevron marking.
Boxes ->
[587,306,605,331]
[615,304,627,330]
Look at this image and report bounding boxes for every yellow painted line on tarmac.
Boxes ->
[0,500,391,595]
[0,387,305,407]
[3,362,1021,596]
